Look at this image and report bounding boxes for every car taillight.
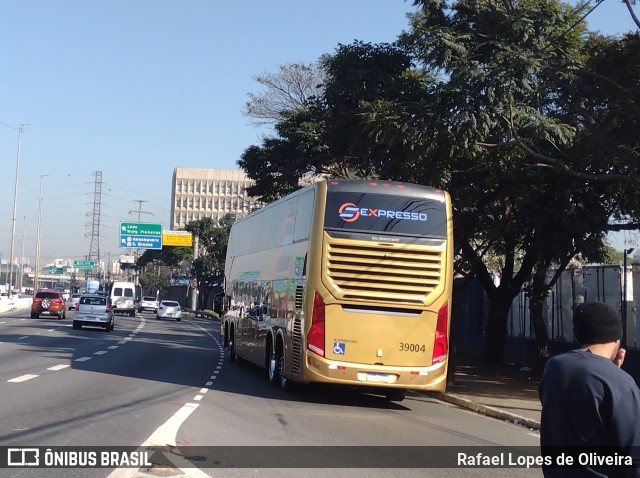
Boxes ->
[307,292,325,357]
[105,305,110,312]
[432,302,448,364]
[75,304,79,311]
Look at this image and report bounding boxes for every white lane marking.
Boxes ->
[193,395,203,401]
[47,364,70,371]
[74,357,92,362]
[8,374,39,383]
[94,351,108,355]
[143,402,199,446]
[199,388,208,394]
[128,334,136,337]
[124,337,132,341]
[117,341,127,344]
[18,336,28,339]
[205,381,213,386]
[213,370,219,375]
[48,329,56,332]
[108,346,119,350]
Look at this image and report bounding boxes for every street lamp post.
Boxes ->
[33,174,48,293]
[622,248,635,348]
[7,123,28,297]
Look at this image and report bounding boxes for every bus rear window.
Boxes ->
[324,192,446,237]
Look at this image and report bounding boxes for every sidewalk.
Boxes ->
[435,357,542,431]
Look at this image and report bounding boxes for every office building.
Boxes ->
[170,167,261,230]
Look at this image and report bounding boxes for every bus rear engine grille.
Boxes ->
[326,243,442,303]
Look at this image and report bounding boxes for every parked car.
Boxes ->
[31,289,66,319]
[138,296,159,313]
[73,294,114,331]
[67,293,82,310]
[156,300,182,321]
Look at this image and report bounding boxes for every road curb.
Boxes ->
[435,392,540,431]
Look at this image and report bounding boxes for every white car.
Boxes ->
[156,300,182,321]
[138,296,159,313]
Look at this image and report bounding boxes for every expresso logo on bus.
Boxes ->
[338,202,428,222]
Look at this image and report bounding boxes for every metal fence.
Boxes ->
[507,264,640,348]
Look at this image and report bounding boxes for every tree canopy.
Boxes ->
[238,0,638,363]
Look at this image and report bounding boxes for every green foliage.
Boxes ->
[184,214,234,309]
[239,0,639,362]
[239,42,436,201]
[139,273,170,294]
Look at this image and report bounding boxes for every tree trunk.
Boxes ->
[482,296,512,363]
[530,294,550,375]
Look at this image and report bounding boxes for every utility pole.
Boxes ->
[18,215,25,292]
[191,236,199,310]
[129,200,153,285]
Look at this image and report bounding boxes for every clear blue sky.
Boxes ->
[0,0,636,267]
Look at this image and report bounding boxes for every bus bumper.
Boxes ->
[302,354,448,392]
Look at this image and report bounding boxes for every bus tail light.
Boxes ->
[432,302,448,364]
[307,292,325,357]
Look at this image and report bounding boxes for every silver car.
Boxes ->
[73,294,114,331]
[156,300,182,321]
[68,293,82,310]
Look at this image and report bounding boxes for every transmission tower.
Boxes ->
[87,171,102,262]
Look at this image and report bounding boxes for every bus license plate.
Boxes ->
[366,373,389,383]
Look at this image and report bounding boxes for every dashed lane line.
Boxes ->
[4,317,147,384]
[8,374,39,383]
[47,364,70,371]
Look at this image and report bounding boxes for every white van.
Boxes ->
[110,282,137,317]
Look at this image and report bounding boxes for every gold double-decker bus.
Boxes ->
[221,179,453,401]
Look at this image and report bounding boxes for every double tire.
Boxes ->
[267,338,293,391]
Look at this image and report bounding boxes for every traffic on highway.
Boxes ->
[0,302,541,478]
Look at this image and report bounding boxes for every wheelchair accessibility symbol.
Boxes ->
[333,341,345,354]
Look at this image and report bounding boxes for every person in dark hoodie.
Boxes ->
[539,301,640,477]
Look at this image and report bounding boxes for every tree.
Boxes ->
[184,214,234,309]
[239,41,434,201]
[242,62,326,125]
[139,273,170,296]
[239,2,635,365]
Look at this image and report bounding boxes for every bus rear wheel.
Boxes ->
[267,343,280,385]
[229,331,238,363]
[277,346,294,392]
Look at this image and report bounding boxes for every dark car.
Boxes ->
[31,289,66,319]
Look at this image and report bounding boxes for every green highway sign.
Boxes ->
[48,266,63,274]
[120,222,162,235]
[120,222,163,250]
[73,260,95,269]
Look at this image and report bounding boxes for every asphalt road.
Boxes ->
[0,308,542,478]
